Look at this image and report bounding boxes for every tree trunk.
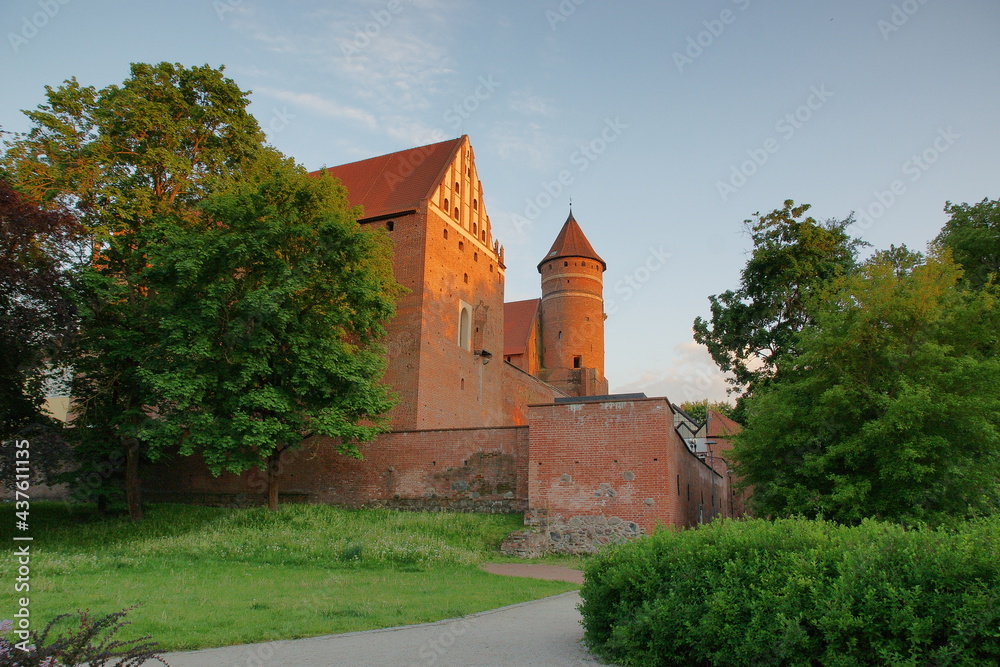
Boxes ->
[266,449,282,511]
[124,436,144,522]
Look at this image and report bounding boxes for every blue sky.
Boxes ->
[3,0,998,404]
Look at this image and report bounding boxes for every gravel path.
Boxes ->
[157,564,609,667]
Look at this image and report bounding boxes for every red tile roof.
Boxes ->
[707,409,742,437]
[314,136,465,220]
[503,298,540,356]
[538,210,606,271]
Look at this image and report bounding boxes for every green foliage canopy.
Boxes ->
[693,200,865,411]
[734,248,1000,525]
[935,197,1000,290]
[138,151,402,475]
[2,63,402,513]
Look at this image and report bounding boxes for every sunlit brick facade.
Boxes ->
[144,135,743,538]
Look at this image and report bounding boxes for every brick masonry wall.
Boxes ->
[143,426,529,513]
[501,361,567,426]
[526,397,727,534]
[363,210,425,431]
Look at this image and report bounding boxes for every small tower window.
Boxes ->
[444,197,449,211]
[463,273,469,284]
[458,241,464,251]
[460,378,465,390]
[454,207,460,220]
[443,228,448,239]
[386,220,394,232]
[472,223,478,236]
[581,261,586,267]
[473,252,478,262]
[564,261,569,267]
[473,199,478,211]
[558,331,563,340]
[455,182,460,194]
[481,230,486,242]
[489,264,494,272]
[573,356,582,369]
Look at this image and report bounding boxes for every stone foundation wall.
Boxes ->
[502,513,644,557]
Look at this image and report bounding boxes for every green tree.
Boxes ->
[935,197,1000,290]
[138,151,401,510]
[3,63,265,519]
[693,200,866,417]
[733,248,1000,525]
[678,400,735,424]
[0,177,81,436]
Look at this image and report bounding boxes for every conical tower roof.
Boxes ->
[537,210,606,272]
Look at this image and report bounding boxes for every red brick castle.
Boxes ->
[146,136,743,549]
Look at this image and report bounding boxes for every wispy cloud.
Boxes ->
[490,121,559,171]
[615,341,733,404]
[256,87,377,129]
[508,88,555,117]
[230,1,460,128]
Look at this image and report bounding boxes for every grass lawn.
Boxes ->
[0,503,582,652]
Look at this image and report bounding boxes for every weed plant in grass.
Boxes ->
[0,503,578,651]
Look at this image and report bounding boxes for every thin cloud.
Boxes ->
[615,341,734,404]
[257,88,377,129]
[509,89,555,117]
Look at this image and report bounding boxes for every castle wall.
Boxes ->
[501,362,567,426]
[365,211,425,430]
[415,200,506,429]
[143,426,528,513]
[526,397,727,534]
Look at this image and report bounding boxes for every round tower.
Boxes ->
[537,209,608,397]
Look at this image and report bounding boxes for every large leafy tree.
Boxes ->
[935,197,1000,290]
[693,200,866,416]
[0,177,81,432]
[138,151,401,510]
[0,176,81,485]
[734,248,1000,525]
[3,63,266,519]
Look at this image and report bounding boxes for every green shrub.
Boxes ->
[580,517,1000,666]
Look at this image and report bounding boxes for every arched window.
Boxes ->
[473,199,478,211]
[481,230,486,242]
[455,182,460,194]
[443,228,448,239]
[454,206,460,220]
[444,197,449,211]
[386,220,394,232]
[472,223,478,236]
[458,306,472,350]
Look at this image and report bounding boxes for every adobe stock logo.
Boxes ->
[716,85,833,202]
[8,0,72,53]
[853,126,959,232]
[512,117,628,235]
[672,0,752,74]
[604,245,672,317]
